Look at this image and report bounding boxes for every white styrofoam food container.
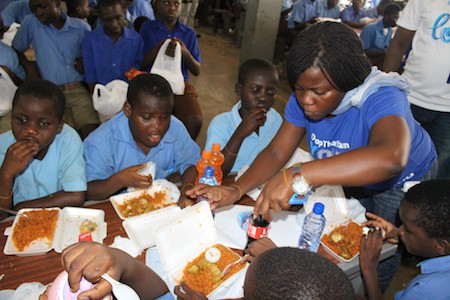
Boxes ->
[122,205,181,249]
[4,207,107,256]
[154,201,248,297]
[320,220,362,263]
[110,179,180,220]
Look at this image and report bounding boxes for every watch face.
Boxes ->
[293,180,310,195]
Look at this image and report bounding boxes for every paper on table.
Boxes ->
[146,247,247,300]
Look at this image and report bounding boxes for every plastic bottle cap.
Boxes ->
[212,143,221,152]
[312,202,325,215]
[204,165,215,176]
[202,150,212,159]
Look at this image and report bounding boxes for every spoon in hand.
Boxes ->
[220,254,249,279]
[101,273,140,300]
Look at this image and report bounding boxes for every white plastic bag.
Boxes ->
[0,67,17,117]
[150,39,185,95]
[92,79,129,120]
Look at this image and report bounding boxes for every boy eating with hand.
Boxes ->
[83,74,200,205]
[0,80,86,220]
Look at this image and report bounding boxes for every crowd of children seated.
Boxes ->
[0,0,449,299]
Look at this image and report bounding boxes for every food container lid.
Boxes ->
[153,201,217,280]
[109,179,180,220]
[122,205,182,249]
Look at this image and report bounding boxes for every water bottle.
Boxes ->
[197,166,218,203]
[210,143,225,185]
[195,150,212,184]
[298,202,326,253]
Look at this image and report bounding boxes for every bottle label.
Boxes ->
[78,232,93,242]
[247,222,269,239]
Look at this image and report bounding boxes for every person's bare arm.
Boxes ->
[13,191,85,211]
[382,26,415,72]
[179,165,198,208]
[16,51,41,80]
[360,229,384,300]
[174,37,200,76]
[342,20,366,29]
[141,40,166,69]
[0,65,23,86]
[364,49,385,57]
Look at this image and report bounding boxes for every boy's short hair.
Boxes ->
[13,79,66,121]
[404,179,450,239]
[245,247,355,300]
[66,0,87,14]
[96,0,124,11]
[383,3,402,16]
[127,74,174,108]
[134,16,149,32]
[237,58,277,85]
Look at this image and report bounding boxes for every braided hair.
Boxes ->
[287,22,372,93]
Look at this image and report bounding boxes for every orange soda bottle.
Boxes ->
[210,143,225,185]
[196,150,212,184]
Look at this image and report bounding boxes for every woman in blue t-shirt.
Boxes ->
[188,21,437,291]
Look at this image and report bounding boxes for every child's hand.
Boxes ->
[238,107,267,137]
[1,140,39,178]
[172,37,190,57]
[174,281,208,300]
[359,228,383,273]
[113,164,153,189]
[363,212,399,243]
[74,57,84,75]
[61,242,124,299]
[244,237,277,261]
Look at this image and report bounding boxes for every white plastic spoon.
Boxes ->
[101,273,141,300]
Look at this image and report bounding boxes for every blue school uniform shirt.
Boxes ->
[317,0,340,19]
[0,0,31,27]
[340,6,369,22]
[284,87,436,190]
[0,42,25,80]
[12,13,90,85]
[82,25,144,84]
[205,101,282,174]
[395,256,450,300]
[0,125,87,205]
[139,19,201,81]
[126,0,155,24]
[360,20,392,51]
[84,112,200,182]
[287,0,319,29]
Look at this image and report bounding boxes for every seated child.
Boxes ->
[359,179,450,299]
[59,243,355,300]
[82,0,144,92]
[83,74,200,205]
[205,58,282,176]
[0,80,86,220]
[341,0,374,29]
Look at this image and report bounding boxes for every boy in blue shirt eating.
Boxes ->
[83,74,200,206]
[360,179,450,299]
[0,80,86,220]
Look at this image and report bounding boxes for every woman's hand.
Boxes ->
[363,212,399,244]
[185,184,241,210]
[253,170,293,220]
[244,237,277,261]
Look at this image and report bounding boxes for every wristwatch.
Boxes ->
[292,163,311,196]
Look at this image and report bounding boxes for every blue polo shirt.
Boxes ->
[205,101,283,174]
[139,19,200,81]
[1,0,31,27]
[395,256,450,300]
[360,20,392,51]
[284,87,436,190]
[12,13,90,85]
[0,42,26,80]
[84,112,201,182]
[287,0,319,29]
[340,5,370,22]
[317,0,340,19]
[126,0,155,24]
[82,25,144,84]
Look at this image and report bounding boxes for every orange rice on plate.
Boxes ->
[321,221,363,260]
[117,190,171,218]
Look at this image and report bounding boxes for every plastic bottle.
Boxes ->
[210,143,225,185]
[298,202,326,253]
[197,166,218,203]
[195,150,212,184]
[246,214,270,249]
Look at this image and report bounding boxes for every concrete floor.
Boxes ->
[190,27,421,299]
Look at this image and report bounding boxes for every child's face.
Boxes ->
[12,95,63,160]
[294,67,345,121]
[398,201,440,258]
[124,94,172,154]
[29,0,60,25]
[99,3,125,37]
[76,0,91,19]
[158,0,181,23]
[237,69,279,114]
